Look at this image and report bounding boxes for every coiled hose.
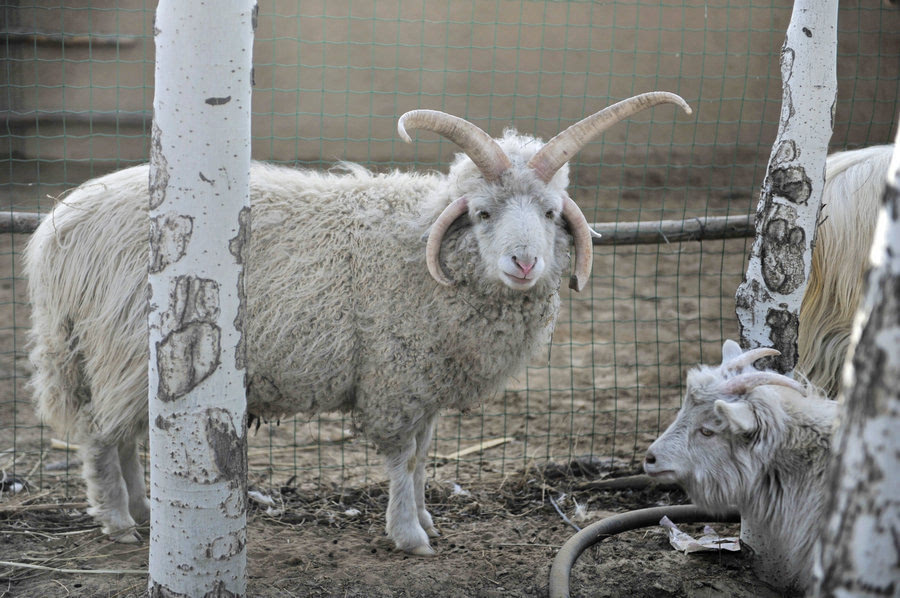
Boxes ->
[549,503,741,598]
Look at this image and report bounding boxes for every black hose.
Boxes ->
[549,504,741,598]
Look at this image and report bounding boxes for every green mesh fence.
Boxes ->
[2,1,899,497]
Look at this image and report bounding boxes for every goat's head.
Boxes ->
[398,92,692,292]
[643,340,804,511]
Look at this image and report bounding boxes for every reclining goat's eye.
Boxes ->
[698,426,715,437]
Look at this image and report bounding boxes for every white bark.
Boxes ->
[735,0,839,374]
[733,0,839,570]
[812,134,900,597]
[148,1,254,596]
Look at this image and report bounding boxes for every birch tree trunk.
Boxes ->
[732,0,839,566]
[735,0,839,374]
[812,136,900,597]
[148,1,255,596]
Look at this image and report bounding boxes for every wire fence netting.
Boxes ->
[2,0,899,497]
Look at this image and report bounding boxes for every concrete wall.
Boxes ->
[3,0,899,209]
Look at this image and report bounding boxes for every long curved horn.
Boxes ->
[719,372,806,397]
[527,92,692,183]
[562,196,593,291]
[398,110,512,182]
[425,196,469,286]
[723,347,781,372]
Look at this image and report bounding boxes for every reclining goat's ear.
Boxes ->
[714,399,757,435]
[720,339,743,365]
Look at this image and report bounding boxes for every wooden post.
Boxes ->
[147,1,255,595]
[734,0,839,374]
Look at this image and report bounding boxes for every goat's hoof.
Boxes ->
[408,544,436,557]
[131,500,151,524]
[108,528,142,544]
[425,526,441,538]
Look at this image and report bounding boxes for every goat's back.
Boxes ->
[25,166,153,441]
[798,145,893,397]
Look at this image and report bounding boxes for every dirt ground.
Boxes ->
[1,463,790,598]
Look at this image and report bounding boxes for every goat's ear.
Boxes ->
[720,339,742,365]
[714,399,757,435]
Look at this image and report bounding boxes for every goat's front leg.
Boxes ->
[80,438,141,543]
[414,417,439,538]
[384,438,434,556]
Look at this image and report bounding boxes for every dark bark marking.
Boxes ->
[764,308,799,374]
[202,581,241,598]
[172,276,220,326]
[199,171,214,185]
[150,213,193,273]
[205,529,246,561]
[157,275,222,401]
[155,414,170,431]
[771,139,798,165]
[228,207,251,266]
[770,166,812,205]
[205,409,247,492]
[849,261,900,419]
[761,217,807,294]
[802,27,812,37]
[149,583,190,598]
[149,121,169,210]
[777,47,796,125]
[150,582,241,598]
[156,322,221,402]
[205,96,232,106]
[230,207,251,370]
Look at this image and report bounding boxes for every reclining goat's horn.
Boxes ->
[719,371,806,397]
[398,110,511,182]
[723,347,781,372]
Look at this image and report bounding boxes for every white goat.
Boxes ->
[25,93,691,554]
[643,340,836,592]
[798,144,892,397]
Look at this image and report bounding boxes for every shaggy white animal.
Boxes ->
[643,340,836,593]
[798,144,892,397]
[25,93,690,554]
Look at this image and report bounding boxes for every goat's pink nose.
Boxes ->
[514,257,535,276]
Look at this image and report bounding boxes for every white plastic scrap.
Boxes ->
[248,489,276,507]
[0,470,26,495]
[248,489,285,516]
[659,516,740,554]
[451,483,470,497]
[572,497,589,523]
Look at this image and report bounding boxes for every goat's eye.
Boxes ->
[699,427,715,437]
[545,210,555,220]
[478,210,491,220]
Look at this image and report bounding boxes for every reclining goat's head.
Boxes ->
[399,92,691,292]
[643,340,806,510]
